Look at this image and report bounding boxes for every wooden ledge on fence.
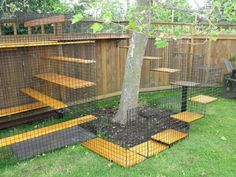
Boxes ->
[82,137,146,167]
[170,81,200,87]
[21,87,67,109]
[119,46,129,49]
[170,111,204,123]
[151,129,188,145]
[0,115,96,148]
[24,15,67,27]
[44,56,96,64]
[190,95,218,104]
[35,73,96,89]
[129,140,168,157]
[0,41,95,49]
[144,56,162,60]
[0,102,47,117]
[152,68,180,73]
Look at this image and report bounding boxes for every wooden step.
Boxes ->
[35,73,96,89]
[170,111,204,123]
[82,137,146,167]
[144,56,162,60]
[0,41,95,49]
[170,81,200,87]
[0,115,96,148]
[21,88,67,109]
[151,129,188,145]
[119,46,129,49]
[190,95,218,104]
[45,56,96,64]
[152,68,180,73]
[129,140,168,157]
[0,102,46,117]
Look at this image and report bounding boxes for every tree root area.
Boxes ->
[82,106,188,148]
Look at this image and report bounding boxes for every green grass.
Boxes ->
[0,92,236,177]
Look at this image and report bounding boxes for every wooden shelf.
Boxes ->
[45,56,96,64]
[152,68,180,73]
[144,56,162,60]
[129,140,168,157]
[0,102,46,118]
[82,137,146,167]
[170,81,200,87]
[190,95,218,104]
[35,73,96,89]
[119,46,129,49]
[170,111,204,123]
[0,41,95,49]
[0,115,96,148]
[24,15,66,27]
[21,87,67,109]
[151,129,188,145]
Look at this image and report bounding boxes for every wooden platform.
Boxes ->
[0,102,46,117]
[151,129,188,145]
[35,73,96,89]
[190,95,218,104]
[82,137,146,167]
[152,68,180,73]
[119,46,129,49]
[170,111,204,123]
[0,41,95,49]
[21,88,67,109]
[144,56,162,60]
[45,56,96,64]
[129,140,168,157]
[170,81,200,87]
[0,115,96,148]
[24,15,66,27]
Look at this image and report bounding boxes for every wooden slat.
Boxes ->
[190,95,218,104]
[0,115,96,148]
[82,137,146,167]
[151,129,188,145]
[0,41,95,49]
[170,81,200,87]
[36,73,96,89]
[24,15,66,27]
[152,68,180,73]
[0,102,46,117]
[45,56,96,64]
[129,140,168,157]
[21,88,67,109]
[119,46,129,49]
[144,56,162,60]
[170,111,204,123]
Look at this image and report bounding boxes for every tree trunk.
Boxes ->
[113,0,151,124]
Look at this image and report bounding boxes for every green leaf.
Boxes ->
[155,38,168,48]
[128,21,140,31]
[72,14,84,24]
[102,11,112,23]
[90,23,104,33]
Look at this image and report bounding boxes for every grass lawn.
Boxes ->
[0,92,236,177]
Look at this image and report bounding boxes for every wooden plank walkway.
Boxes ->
[151,129,188,145]
[0,115,96,148]
[190,95,218,104]
[21,88,67,109]
[170,111,204,123]
[45,56,96,64]
[170,81,200,87]
[144,56,162,60]
[152,68,180,73]
[0,102,46,117]
[82,137,146,167]
[35,73,96,89]
[129,140,168,157]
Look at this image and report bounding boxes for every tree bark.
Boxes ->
[113,0,151,124]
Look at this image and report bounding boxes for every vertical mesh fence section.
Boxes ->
[0,14,97,161]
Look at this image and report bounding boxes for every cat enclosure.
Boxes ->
[0,15,222,167]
